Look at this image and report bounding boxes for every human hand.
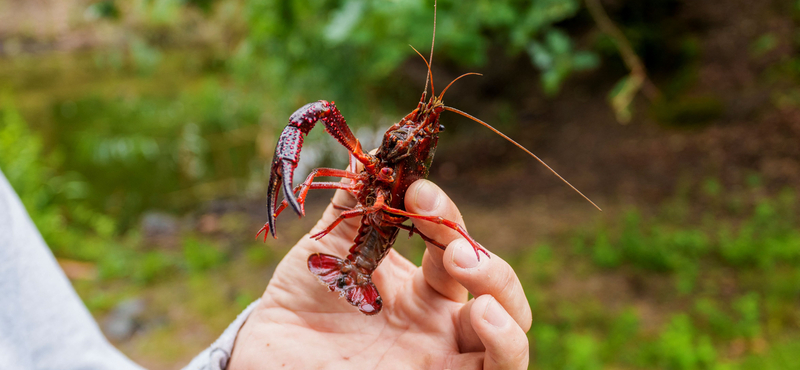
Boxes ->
[228,179,531,369]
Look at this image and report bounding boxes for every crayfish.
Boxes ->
[257,5,600,316]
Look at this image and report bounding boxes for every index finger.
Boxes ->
[447,239,532,352]
[405,180,470,302]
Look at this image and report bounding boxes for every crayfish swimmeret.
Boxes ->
[257,7,600,316]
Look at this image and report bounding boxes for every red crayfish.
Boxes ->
[257,6,600,316]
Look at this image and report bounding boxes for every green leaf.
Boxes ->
[324,0,365,43]
[573,51,600,71]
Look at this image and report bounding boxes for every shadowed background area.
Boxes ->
[2,0,800,368]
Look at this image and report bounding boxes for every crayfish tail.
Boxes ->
[307,253,383,315]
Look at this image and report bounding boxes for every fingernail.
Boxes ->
[451,239,479,269]
[414,180,440,213]
[483,298,508,328]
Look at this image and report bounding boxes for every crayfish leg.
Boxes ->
[381,206,490,260]
[396,223,447,250]
[262,166,359,240]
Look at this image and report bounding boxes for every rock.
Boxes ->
[141,212,180,237]
[141,211,180,249]
[103,298,146,342]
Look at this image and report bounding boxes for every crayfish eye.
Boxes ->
[439,124,445,132]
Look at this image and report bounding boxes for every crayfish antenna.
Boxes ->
[421,0,438,98]
[443,106,603,212]
[410,45,434,98]
[439,72,482,100]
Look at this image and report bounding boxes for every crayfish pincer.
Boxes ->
[256,18,600,318]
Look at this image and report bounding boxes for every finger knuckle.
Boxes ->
[499,333,530,367]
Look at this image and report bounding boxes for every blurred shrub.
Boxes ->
[733,293,761,339]
[532,323,562,369]
[564,332,602,370]
[49,78,263,230]
[0,93,116,255]
[134,250,178,284]
[694,298,735,339]
[591,228,621,268]
[602,309,640,363]
[86,0,121,20]
[183,236,227,273]
[581,185,799,286]
[653,95,725,127]
[0,94,58,228]
[528,29,600,95]
[546,180,800,369]
[236,0,593,118]
[656,314,717,370]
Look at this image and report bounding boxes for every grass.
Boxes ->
[507,178,800,370]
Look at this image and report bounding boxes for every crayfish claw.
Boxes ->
[266,154,304,238]
[281,161,303,216]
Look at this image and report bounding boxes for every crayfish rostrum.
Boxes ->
[257,9,599,316]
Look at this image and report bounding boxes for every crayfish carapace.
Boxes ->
[257,4,600,316]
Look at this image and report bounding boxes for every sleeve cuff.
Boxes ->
[181,298,261,370]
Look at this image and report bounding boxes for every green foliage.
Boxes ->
[580,183,799,292]
[130,37,164,75]
[237,0,591,119]
[543,180,800,369]
[183,236,227,273]
[603,309,640,363]
[48,77,262,231]
[528,29,599,95]
[734,337,800,370]
[734,293,761,339]
[532,323,562,369]
[0,93,47,202]
[245,244,273,266]
[86,0,121,20]
[656,314,717,370]
[750,33,778,58]
[518,244,558,284]
[593,210,710,273]
[695,298,736,339]
[717,199,800,268]
[653,95,725,127]
[564,333,602,370]
[135,251,178,284]
[0,93,117,255]
[591,228,621,268]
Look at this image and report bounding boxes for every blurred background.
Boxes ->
[1,0,799,368]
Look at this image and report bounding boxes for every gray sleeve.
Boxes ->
[181,299,261,370]
[0,169,260,370]
[0,170,144,370]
